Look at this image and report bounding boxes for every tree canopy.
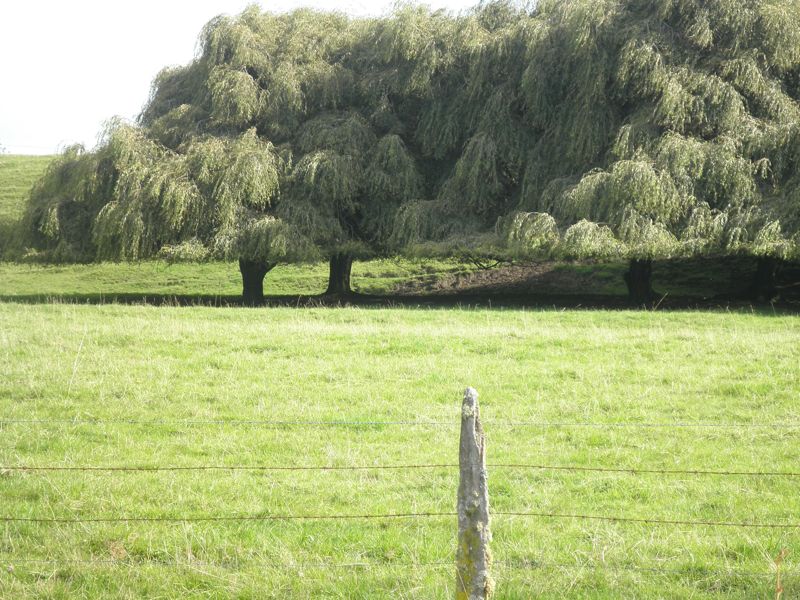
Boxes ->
[21,0,800,301]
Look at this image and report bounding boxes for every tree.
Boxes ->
[385,0,800,304]
[21,1,800,306]
[22,8,420,300]
[22,125,309,304]
[511,0,800,304]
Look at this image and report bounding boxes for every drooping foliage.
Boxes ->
[491,0,800,262]
[22,0,800,276]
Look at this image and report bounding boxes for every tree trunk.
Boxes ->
[239,259,276,306]
[325,253,353,296]
[624,259,655,306]
[750,256,779,302]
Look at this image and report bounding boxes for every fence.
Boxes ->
[1,388,798,598]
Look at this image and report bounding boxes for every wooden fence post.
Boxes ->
[456,387,493,599]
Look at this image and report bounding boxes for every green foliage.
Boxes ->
[440,133,505,215]
[20,0,800,267]
[366,135,422,202]
[498,211,560,258]
[21,145,108,262]
[157,238,210,263]
[561,219,623,260]
[208,67,263,128]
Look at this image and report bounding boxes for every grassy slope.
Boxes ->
[0,304,798,598]
[0,155,52,223]
[0,259,481,299]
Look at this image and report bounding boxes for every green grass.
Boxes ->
[0,257,778,303]
[0,304,798,598]
[0,258,479,300]
[0,155,53,224]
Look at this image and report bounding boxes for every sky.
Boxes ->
[0,0,476,155]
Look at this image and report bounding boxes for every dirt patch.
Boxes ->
[392,262,608,296]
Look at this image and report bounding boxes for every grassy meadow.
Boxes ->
[1,156,799,597]
[0,154,53,258]
[0,258,484,301]
[1,304,798,598]
[0,155,52,224]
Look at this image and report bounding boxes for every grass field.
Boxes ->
[1,304,798,598]
[0,258,485,300]
[0,155,52,224]
[0,154,54,258]
[0,256,787,305]
[1,156,798,596]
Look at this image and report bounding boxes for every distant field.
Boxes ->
[0,256,791,306]
[0,258,482,299]
[0,154,53,223]
[0,305,797,598]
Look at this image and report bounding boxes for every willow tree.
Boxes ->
[22,0,800,305]
[516,0,800,302]
[388,0,800,304]
[22,123,309,304]
[23,6,428,299]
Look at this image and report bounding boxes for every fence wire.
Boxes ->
[0,512,457,524]
[3,462,800,478]
[3,511,800,529]
[3,409,799,590]
[496,559,797,579]
[2,418,800,428]
[1,557,454,570]
[496,511,800,529]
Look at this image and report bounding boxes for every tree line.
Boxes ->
[18,0,800,304]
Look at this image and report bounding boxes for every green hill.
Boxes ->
[0,154,54,225]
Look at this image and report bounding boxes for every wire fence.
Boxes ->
[1,512,456,524]
[3,462,800,478]
[3,417,800,428]
[2,411,798,592]
[3,510,799,530]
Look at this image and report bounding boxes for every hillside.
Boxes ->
[0,154,53,224]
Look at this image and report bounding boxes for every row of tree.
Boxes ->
[19,0,800,303]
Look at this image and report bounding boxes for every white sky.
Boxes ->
[0,0,475,155]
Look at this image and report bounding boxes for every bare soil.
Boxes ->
[392,262,604,296]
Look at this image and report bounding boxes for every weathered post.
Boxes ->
[456,387,493,599]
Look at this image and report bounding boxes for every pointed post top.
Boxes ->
[462,387,479,418]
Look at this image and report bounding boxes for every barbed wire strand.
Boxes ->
[3,511,800,529]
[495,511,800,529]
[0,512,457,524]
[1,557,453,570]
[0,464,456,473]
[0,419,451,427]
[492,464,800,477]
[3,463,800,478]
[496,560,798,578]
[2,418,800,428]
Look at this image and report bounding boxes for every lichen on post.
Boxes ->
[456,387,493,600]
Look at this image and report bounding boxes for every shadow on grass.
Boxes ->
[0,291,798,313]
